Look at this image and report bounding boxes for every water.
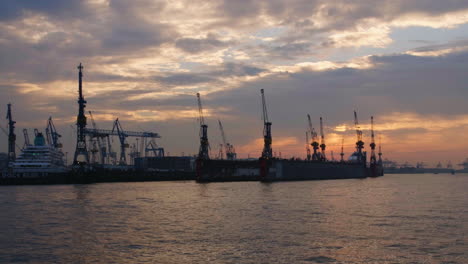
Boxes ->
[1,174,467,263]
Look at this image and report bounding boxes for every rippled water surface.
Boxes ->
[1,173,467,263]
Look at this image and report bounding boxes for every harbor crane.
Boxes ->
[23,129,31,148]
[378,135,383,165]
[112,118,129,165]
[89,111,107,165]
[218,119,237,160]
[369,116,378,176]
[46,117,62,148]
[73,63,89,166]
[369,116,377,166]
[261,89,272,159]
[307,114,320,161]
[319,117,326,161]
[354,110,365,162]
[340,137,345,162]
[84,123,160,165]
[145,139,165,157]
[305,131,311,161]
[6,103,16,163]
[197,93,210,160]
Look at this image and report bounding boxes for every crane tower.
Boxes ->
[197,93,209,160]
[73,63,89,166]
[261,89,272,159]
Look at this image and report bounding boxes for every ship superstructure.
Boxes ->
[10,132,68,177]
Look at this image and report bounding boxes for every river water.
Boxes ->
[1,173,467,263]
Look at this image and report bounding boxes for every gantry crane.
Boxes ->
[6,103,16,163]
[319,117,326,161]
[197,93,210,160]
[305,131,311,161]
[84,123,160,165]
[218,119,237,160]
[354,110,365,162]
[261,89,272,159]
[307,114,320,161]
[89,111,107,165]
[112,118,129,165]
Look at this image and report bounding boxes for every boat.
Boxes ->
[8,132,69,178]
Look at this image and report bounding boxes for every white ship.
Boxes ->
[10,132,69,178]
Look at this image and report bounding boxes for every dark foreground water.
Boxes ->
[1,174,467,264]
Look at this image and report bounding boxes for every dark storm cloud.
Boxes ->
[0,0,88,21]
[175,33,234,54]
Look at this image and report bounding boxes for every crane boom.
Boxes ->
[218,119,236,160]
[307,114,320,161]
[261,89,272,159]
[47,117,62,148]
[23,129,31,148]
[89,111,107,165]
[112,118,129,165]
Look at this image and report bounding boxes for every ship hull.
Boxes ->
[196,158,371,182]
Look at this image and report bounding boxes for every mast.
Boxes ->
[319,116,326,161]
[354,110,364,163]
[6,103,16,163]
[73,63,89,165]
[197,93,209,160]
[340,137,344,162]
[261,89,272,159]
[307,114,319,160]
[370,116,377,165]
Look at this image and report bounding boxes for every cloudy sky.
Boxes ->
[1,0,467,167]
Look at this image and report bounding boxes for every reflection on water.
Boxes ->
[1,174,467,263]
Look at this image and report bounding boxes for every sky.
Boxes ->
[0,0,467,167]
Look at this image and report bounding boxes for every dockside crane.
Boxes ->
[89,111,107,165]
[354,111,365,162]
[378,135,383,165]
[369,116,378,176]
[305,131,311,161]
[46,117,62,148]
[261,89,272,159]
[319,117,326,161]
[112,118,129,165]
[6,103,16,163]
[73,63,89,166]
[197,93,209,160]
[307,114,320,161]
[340,137,344,162]
[370,116,377,165]
[23,129,31,148]
[218,119,237,160]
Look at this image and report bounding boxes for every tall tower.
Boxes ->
[73,63,89,165]
[6,103,16,163]
[197,93,209,160]
[261,89,272,159]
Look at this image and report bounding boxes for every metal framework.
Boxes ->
[73,63,89,165]
[197,93,209,160]
[6,103,16,163]
[261,89,272,159]
[307,114,320,161]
